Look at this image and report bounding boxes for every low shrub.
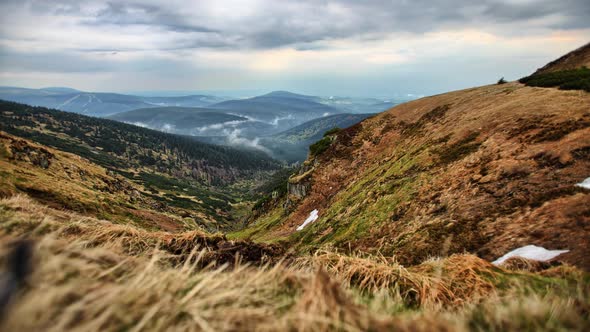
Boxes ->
[309,136,333,156]
[519,67,590,92]
[323,127,341,137]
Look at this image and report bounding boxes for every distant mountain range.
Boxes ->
[108,91,343,139]
[259,113,375,162]
[0,86,229,117]
[0,87,408,162]
[108,107,248,134]
[208,91,343,132]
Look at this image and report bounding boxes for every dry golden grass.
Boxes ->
[1,195,589,331]
[499,256,553,272]
[252,81,590,270]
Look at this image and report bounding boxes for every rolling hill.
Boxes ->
[0,131,203,231]
[316,96,401,113]
[260,113,375,162]
[108,106,248,135]
[239,48,590,270]
[108,106,277,138]
[209,91,343,133]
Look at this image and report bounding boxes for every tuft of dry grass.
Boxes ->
[499,256,554,272]
[296,251,496,308]
[1,195,589,331]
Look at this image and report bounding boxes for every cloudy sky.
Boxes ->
[0,0,589,97]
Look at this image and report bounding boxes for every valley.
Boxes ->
[0,100,281,232]
[0,34,589,331]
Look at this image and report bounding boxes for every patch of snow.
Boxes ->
[57,94,81,108]
[296,209,319,231]
[575,177,590,189]
[492,245,569,265]
[81,95,92,107]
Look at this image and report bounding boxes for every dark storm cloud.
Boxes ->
[0,50,112,73]
[84,2,218,34]
[6,0,587,51]
[0,0,589,93]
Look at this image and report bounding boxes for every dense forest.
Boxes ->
[0,100,281,186]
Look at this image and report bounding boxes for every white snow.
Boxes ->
[492,245,569,265]
[575,177,590,189]
[57,94,81,108]
[296,209,319,231]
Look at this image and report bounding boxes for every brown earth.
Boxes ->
[251,82,590,269]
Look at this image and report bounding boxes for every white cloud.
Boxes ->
[1,1,589,95]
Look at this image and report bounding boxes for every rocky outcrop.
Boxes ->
[283,159,316,212]
[3,134,53,169]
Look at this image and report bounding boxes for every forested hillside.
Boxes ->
[0,100,280,185]
[0,100,283,230]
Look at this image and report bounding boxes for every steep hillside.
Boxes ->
[242,82,590,269]
[534,42,590,74]
[0,100,279,183]
[0,132,199,231]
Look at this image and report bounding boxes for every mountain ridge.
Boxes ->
[0,87,229,116]
[534,42,590,74]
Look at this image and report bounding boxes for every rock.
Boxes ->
[9,139,53,169]
[283,159,316,211]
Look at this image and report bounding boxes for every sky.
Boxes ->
[0,0,589,97]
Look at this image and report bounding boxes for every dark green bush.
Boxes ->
[497,77,507,84]
[519,67,590,92]
[323,127,341,137]
[309,136,333,156]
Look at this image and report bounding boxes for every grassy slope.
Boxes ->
[0,131,218,231]
[0,100,282,230]
[533,42,590,74]
[241,82,590,269]
[1,195,588,331]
